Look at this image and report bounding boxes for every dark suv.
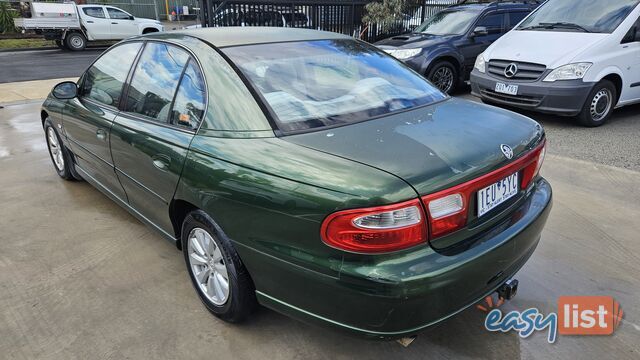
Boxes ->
[376,1,540,94]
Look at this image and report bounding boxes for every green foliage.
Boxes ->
[363,0,422,28]
[0,1,17,34]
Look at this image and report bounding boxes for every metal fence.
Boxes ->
[200,0,462,42]
[85,0,159,20]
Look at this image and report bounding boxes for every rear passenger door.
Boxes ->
[79,6,111,40]
[63,42,142,201]
[110,42,206,235]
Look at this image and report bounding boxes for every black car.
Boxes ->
[376,1,540,94]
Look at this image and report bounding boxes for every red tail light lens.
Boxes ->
[521,141,547,189]
[320,199,427,254]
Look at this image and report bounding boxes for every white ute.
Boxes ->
[14,2,164,51]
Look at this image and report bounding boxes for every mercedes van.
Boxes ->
[471,0,640,126]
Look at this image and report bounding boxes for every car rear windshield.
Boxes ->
[223,39,446,133]
[414,9,481,35]
[517,0,640,33]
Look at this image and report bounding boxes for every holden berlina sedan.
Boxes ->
[41,28,552,339]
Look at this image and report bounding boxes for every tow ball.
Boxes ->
[497,278,519,301]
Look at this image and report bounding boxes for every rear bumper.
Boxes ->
[256,178,553,339]
[470,70,593,116]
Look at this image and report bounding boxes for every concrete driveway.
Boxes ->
[1,99,639,359]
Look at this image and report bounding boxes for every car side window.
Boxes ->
[622,16,640,44]
[79,42,142,107]
[82,7,106,19]
[107,8,131,20]
[124,42,190,123]
[477,12,506,34]
[508,11,530,30]
[170,60,206,129]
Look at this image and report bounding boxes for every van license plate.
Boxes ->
[495,82,519,95]
[477,173,519,217]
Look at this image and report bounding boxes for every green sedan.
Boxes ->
[41,27,552,339]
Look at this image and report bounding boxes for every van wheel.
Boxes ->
[182,210,257,323]
[577,80,616,127]
[427,60,458,95]
[65,32,86,51]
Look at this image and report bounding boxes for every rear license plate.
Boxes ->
[495,82,519,96]
[477,173,519,217]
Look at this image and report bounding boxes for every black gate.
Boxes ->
[199,0,461,42]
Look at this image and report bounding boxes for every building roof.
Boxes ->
[170,27,351,48]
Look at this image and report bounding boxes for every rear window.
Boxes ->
[223,39,446,133]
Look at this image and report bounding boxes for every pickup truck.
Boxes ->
[14,2,164,51]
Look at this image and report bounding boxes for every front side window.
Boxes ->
[518,0,640,33]
[223,39,447,133]
[414,10,481,35]
[80,42,142,107]
[124,42,190,122]
[171,60,206,129]
[83,7,106,19]
[107,8,131,20]
[477,13,506,34]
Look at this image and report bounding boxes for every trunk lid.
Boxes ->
[285,98,544,197]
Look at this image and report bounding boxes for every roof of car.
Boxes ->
[169,27,351,48]
[448,1,537,11]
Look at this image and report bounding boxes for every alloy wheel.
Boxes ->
[432,67,454,93]
[47,127,64,171]
[187,228,230,306]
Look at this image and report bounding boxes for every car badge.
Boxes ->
[501,144,514,160]
[504,63,518,78]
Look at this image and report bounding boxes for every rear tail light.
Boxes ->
[320,199,427,254]
[521,141,547,189]
[321,141,547,252]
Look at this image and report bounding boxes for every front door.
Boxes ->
[619,16,640,103]
[106,7,139,39]
[63,42,143,200]
[459,11,507,77]
[111,42,206,234]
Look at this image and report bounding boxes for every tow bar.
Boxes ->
[497,279,519,301]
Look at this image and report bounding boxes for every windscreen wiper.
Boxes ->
[521,22,591,33]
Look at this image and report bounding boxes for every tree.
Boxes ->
[0,1,17,34]
[363,0,422,28]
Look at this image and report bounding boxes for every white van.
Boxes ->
[470,0,640,126]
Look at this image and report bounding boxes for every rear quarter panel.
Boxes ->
[173,135,417,310]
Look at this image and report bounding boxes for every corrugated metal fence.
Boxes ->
[200,0,462,42]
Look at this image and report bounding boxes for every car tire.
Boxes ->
[65,32,86,51]
[427,60,458,95]
[577,80,616,127]
[44,118,75,180]
[182,210,257,323]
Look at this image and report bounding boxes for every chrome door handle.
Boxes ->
[152,155,170,171]
[96,129,107,141]
[153,160,167,170]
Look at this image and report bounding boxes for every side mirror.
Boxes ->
[129,15,135,20]
[472,26,489,37]
[52,81,78,100]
